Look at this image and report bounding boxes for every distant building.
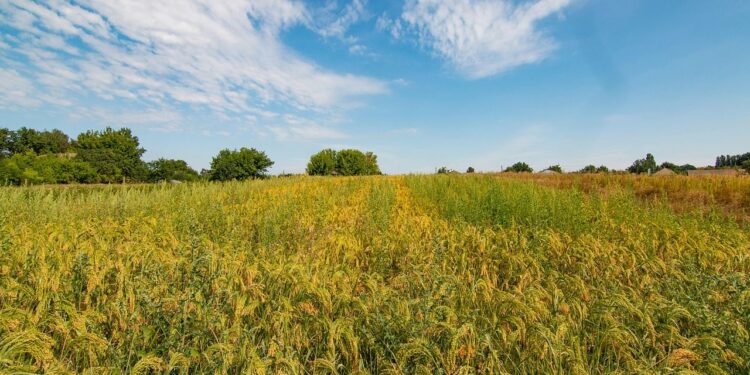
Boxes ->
[653,168,676,176]
[538,169,560,175]
[687,169,741,177]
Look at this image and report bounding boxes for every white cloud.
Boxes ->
[0,68,41,108]
[267,123,348,141]
[0,0,387,116]
[400,0,571,78]
[315,0,368,38]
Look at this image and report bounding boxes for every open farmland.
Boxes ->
[1,174,749,374]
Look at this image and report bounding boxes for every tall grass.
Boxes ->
[0,175,748,373]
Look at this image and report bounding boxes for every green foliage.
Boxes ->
[306,149,337,175]
[466,166,475,173]
[579,165,610,174]
[336,149,381,176]
[146,158,199,182]
[0,152,97,185]
[742,160,750,173]
[504,162,533,173]
[715,152,750,168]
[436,166,457,174]
[0,127,71,156]
[660,162,696,175]
[627,153,657,174]
[306,149,381,176]
[0,128,12,158]
[579,165,597,173]
[209,147,273,181]
[74,127,147,183]
[546,164,562,173]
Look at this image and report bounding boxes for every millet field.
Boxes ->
[1,174,749,374]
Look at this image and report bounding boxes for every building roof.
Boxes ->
[687,169,741,177]
[538,169,560,174]
[653,168,676,176]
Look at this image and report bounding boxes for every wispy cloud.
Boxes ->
[0,68,41,108]
[0,0,387,122]
[396,0,572,79]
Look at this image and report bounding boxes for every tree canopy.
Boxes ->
[716,153,750,168]
[74,127,147,183]
[209,148,274,181]
[1,127,71,156]
[504,162,533,173]
[306,149,337,176]
[147,158,199,182]
[546,165,563,173]
[306,149,380,176]
[627,153,657,174]
[0,152,97,185]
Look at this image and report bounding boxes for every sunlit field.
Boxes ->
[1,174,749,374]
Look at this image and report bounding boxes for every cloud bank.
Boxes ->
[0,0,386,138]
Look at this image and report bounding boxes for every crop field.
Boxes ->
[1,174,749,374]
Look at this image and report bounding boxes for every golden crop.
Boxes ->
[0,175,748,374]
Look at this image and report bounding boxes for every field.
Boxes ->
[1,174,749,374]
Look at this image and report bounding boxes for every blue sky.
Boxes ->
[1,0,749,173]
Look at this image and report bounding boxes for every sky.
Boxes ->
[1,0,749,174]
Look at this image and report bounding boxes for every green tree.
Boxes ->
[742,160,750,173]
[306,149,381,176]
[546,165,563,173]
[504,162,533,173]
[307,149,337,176]
[147,158,199,182]
[596,165,609,173]
[436,167,456,174]
[209,148,273,181]
[627,153,657,174]
[0,152,97,185]
[0,127,71,156]
[73,127,147,183]
[578,165,597,173]
[0,128,11,158]
[466,166,475,173]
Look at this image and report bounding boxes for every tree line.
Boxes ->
[439,152,749,175]
[2,126,747,185]
[0,127,382,185]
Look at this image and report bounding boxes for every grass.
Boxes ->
[0,174,748,373]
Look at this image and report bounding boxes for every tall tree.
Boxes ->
[627,153,657,174]
[209,148,273,181]
[73,127,147,183]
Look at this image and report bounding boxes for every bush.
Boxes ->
[466,167,475,173]
[209,148,273,181]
